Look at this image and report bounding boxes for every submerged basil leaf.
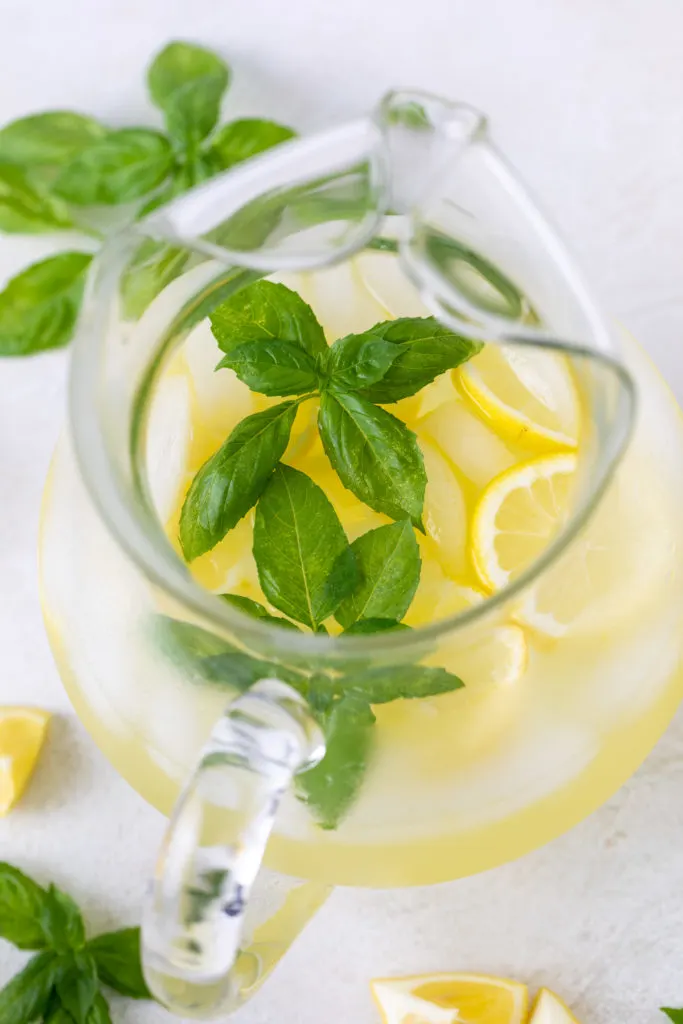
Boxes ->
[54,129,174,205]
[296,695,375,829]
[344,663,463,703]
[205,118,296,171]
[180,400,299,560]
[120,238,188,320]
[210,280,328,360]
[342,618,411,635]
[0,163,72,232]
[335,521,420,628]
[0,251,92,356]
[359,316,483,403]
[253,464,358,630]
[147,41,230,147]
[318,389,426,527]
[220,594,301,630]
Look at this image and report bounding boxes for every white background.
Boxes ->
[2,1,683,1021]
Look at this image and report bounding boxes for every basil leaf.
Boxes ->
[155,616,304,691]
[41,884,86,953]
[88,992,113,1024]
[343,618,412,635]
[0,163,72,232]
[359,317,483,403]
[210,280,328,361]
[87,928,150,999]
[148,41,230,146]
[0,862,50,950]
[219,594,301,630]
[335,521,420,628]
[318,390,426,527]
[0,251,92,356]
[56,950,98,1024]
[662,1012,683,1023]
[44,991,76,1024]
[253,464,358,630]
[205,118,296,171]
[0,112,106,179]
[54,129,173,205]
[296,695,375,829]
[180,400,299,560]
[325,332,399,390]
[0,950,61,1024]
[345,663,464,703]
[120,238,188,320]
[217,338,319,396]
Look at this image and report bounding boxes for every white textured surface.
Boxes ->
[1,2,683,1021]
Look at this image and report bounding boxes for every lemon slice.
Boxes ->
[471,455,577,594]
[457,344,580,450]
[419,438,468,579]
[0,707,51,815]
[529,989,581,1024]
[372,973,528,1024]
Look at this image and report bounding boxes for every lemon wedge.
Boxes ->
[457,344,580,451]
[529,989,581,1024]
[0,707,51,815]
[372,973,528,1024]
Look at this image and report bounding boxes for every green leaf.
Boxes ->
[0,251,92,357]
[87,927,151,999]
[318,390,426,527]
[219,594,301,630]
[88,992,113,1024]
[180,400,300,560]
[0,112,106,172]
[56,951,98,1024]
[0,862,51,950]
[217,338,319,396]
[358,317,483,403]
[205,118,296,171]
[296,695,375,829]
[325,331,399,391]
[662,1011,683,1024]
[45,991,77,1024]
[210,280,328,361]
[147,41,230,147]
[41,884,86,953]
[253,465,358,630]
[0,163,72,232]
[120,238,188,320]
[335,521,420,628]
[54,129,173,205]
[0,950,61,1024]
[343,618,412,635]
[155,616,304,692]
[343,663,463,703]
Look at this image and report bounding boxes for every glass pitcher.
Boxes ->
[39,91,683,1018]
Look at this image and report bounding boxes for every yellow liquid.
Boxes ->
[40,254,683,886]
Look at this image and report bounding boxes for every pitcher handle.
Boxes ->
[141,678,325,1019]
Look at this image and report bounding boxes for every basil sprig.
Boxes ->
[0,863,151,1022]
[0,40,296,355]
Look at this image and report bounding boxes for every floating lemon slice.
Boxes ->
[371,973,528,1024]
[529,989,581,1024]
[0,707,51,815]
[471,455,577,595]
[457,344,580,451]
[471,452,673,638]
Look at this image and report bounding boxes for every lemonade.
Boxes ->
[40,246,683,887]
